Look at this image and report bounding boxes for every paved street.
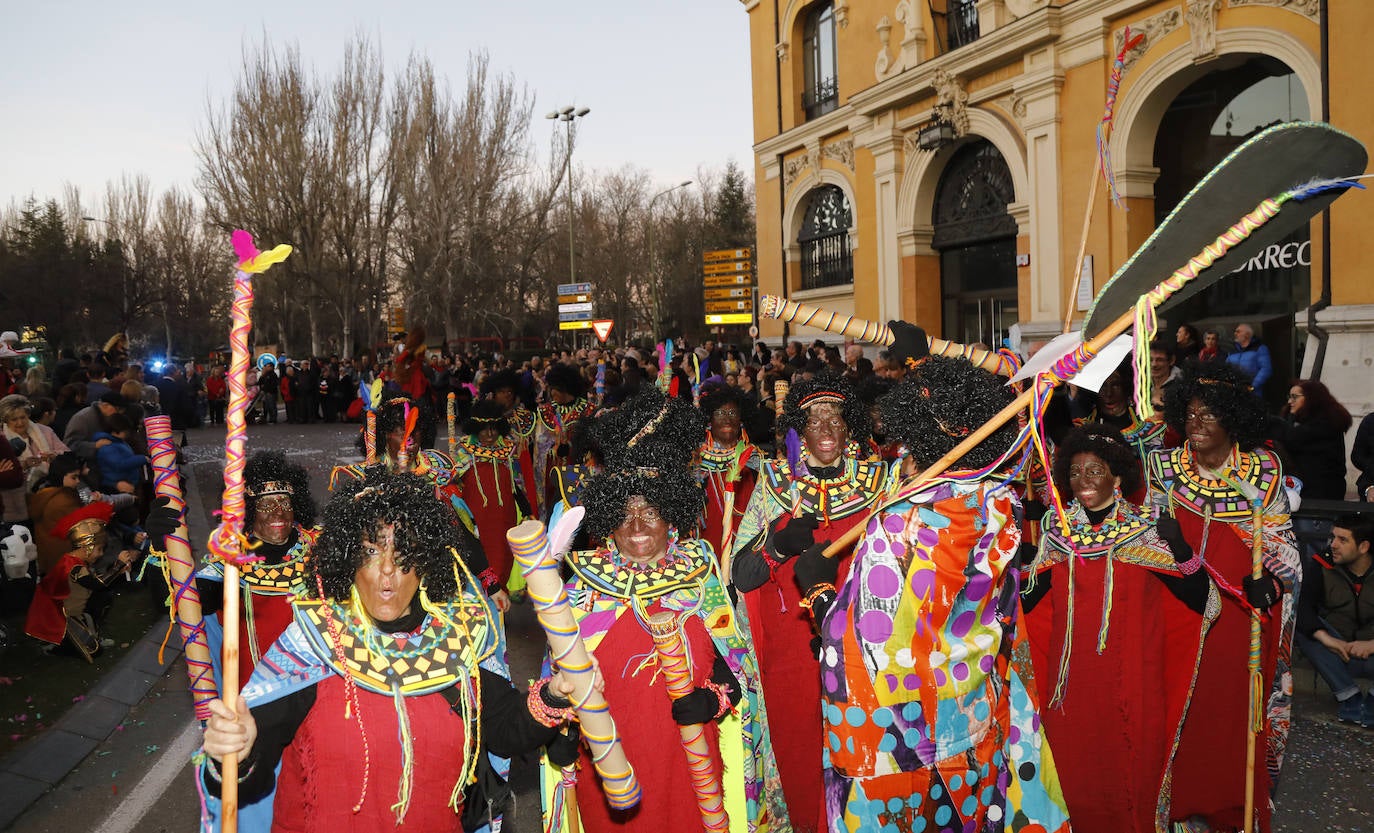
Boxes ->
[2,420,1373,832]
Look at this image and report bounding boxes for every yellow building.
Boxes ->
[741,0,1373,413]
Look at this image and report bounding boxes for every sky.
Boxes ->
[0,0,755,214]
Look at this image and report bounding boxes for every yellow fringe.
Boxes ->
[390,681,415,823]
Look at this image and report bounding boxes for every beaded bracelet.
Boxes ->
[205,753,256,784]
[1174,551,1203,576]
[799,582,836,611]
[527,678,578,728]
[703,680,733,719]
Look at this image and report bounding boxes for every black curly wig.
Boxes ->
[778,369,872,444]
[1162,360,1268,451]
[578,387,705,541]
[880,356,1019,471]
[698,382,756,441]
[245,450,318,530]
[462,399,510,437]
[310,468,481,604]
[480,369,521,398]
[1051,424,1144,499]
[545,362,588,399]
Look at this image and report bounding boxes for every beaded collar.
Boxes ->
[207,527,318,594]
[1041,500,1151,560]
[508,407,535,438]
[539,399,593,433]
[294,592,496,696]
[758,455,888,519]
[1153,445,1281,521]
[697,441,757,475]
[460,434,518,464]
[567,537,713,601]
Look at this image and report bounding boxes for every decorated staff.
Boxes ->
[646,610,728,833]
[447,391,457,455]
[144,414,216,719]
[207,229,292,832]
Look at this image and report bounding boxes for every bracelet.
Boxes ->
[702,680,733,719]
[528,678,577,728]
[205,752,256,784]
[799,583,836,610]
[1174,551,1203,576]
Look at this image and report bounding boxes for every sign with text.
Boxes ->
[559,310,593,322]
[557,282,593,295]
[592,320,614,343]
[703,287,751,300]
[703,260,751,275]
[558,320,594,331]
[557,293,592,304]
[703,247,751,263]
[558,302,594,314]
[703,273,754,288]
[705,312,753,325]
[704,299,753,314]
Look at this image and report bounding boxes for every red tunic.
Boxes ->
[460,458,521,586]
[700,466,757,562]
[24,553,81,644]
[573,599,720,832]
[222,593,296,690]
[273,675,466,833]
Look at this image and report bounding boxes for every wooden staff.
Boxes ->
[447,392,457,455]
[771,380,789,461]
[758,295,1013,376]
[718,444,753,581]
[144,414,216,719]
[645,610,729,832]
[1244,500,1264,833]
[507,519,640,811]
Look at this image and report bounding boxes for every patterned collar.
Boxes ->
[697,441,758,475]
[1152,445,1281,520]
[539,399,593,431]
[461,434,518,464]
[205,526,318,594]
[507,407,535,438]
[1043,499,1151,558]
[567,538,713,601]
[758,456,889,518]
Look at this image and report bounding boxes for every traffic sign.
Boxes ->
[703,273,754,288]
[592,320,614,343]
[703,248,751,263]
[704,299,753,314]
[703,287,751,300]
[559,320,594,331]
[557,293,592,304]
[559,310,593,322]
[558,302,594,314]
[703,260,751,275]
[557,282,593,295]
[706,313,753,325]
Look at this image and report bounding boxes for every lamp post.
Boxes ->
[546,106,590,347]
[646,180,692,338]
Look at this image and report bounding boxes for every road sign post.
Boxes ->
[701,247,755,330]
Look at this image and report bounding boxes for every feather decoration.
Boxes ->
[785,428,806,477]
[1286,175,1369,202]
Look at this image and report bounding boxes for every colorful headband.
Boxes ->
[1198,377,1253,392]
[247,480,293,497]
[798,391,845,409]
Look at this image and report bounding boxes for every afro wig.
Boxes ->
[244,450,318,530]
[462,399,510,437]
[1162,360,1268,451]
[881,356,1019,471]
[698,381,757,438]
[778,369,872,444]
[1051,424,1144,499]
[310,467,481,604]
[480,369,522,399]
[545,362,588,399]
[357,394,435,456]
[577,386,706,541]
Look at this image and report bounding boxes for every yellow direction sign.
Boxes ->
[706,313,753,325]
[704,299,754,314]
[703,247,752,263]
[703,287,751,300]
[558,320,594,331]
[703,260,751,276]
[703,273,754,288]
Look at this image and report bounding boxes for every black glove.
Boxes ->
[546,725,582,767]
[886,320,930,368]
[771,515,820,560]
[1021,499,1049,524]
[1243,571,1283,611]
[1014,542,1039,570]
[794,541,838,595]
[144,496,182,551]
[1155,516,1194,564]
[671,688,723,725]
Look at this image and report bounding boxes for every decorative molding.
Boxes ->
[875,15,896,80]
[902,131,921,158]
[1007,91,1027,125]
[776,41,789,61]
[1227,0,1319,21]
[834,0,849,28]
[933,69,971,137]
[822,137,856,172]
[896,0,927,67]
[1185,0,1221,60]
[1115,6,1183,71]
[783,154,811,190]
[1004,0,1048,17]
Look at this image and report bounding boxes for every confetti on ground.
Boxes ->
[72,695,85,703]
[97,751,112,757]
[144,744,159,755]
[0,677,14,685]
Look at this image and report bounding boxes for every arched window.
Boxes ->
[933,140,1017,346]
[802,3,838,120]
[798,185,852,289]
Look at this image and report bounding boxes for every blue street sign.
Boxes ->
[557,282,593,295]
[558,310,594,322]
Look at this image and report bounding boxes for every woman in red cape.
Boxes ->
[694,383,760,564]
[453,400,532,591]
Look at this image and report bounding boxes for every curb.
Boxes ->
[0,619,183,831]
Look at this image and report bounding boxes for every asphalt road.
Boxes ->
[5,420,1374,832]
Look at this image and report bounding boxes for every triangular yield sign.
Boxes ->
[591,319,614,343]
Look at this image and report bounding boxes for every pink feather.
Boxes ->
[231,230,259,264]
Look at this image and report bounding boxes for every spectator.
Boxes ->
[53,349,79,388]
[31,396,56,428]
[1295,513,1374,726]
[206,365,227,425]
[786,340,806,369]
[93,413,148,496]
[844,343,864,373]
[85,363,112,401]
[257,362,279,423]
[52,383,87,438]
[1,393,69,494]
[1175,324,1202,364]
[1148,339,1181,411]
[1279,379,1353,500]
[751,341,771,367]
[63,391,126,462]
[1353,412,1374,503]
[1226,323,1273,393]
[153,364,197,429]
[281,364,302,423]
[23,366,49,398]
[1198,328,1228,363]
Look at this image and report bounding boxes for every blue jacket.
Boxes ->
[1226,340,1273,392]
[93,432,148,490]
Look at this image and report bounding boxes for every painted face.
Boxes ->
[1330,526,1369,567]
[612,496,670,565]
[1287,386,1305,416]
[354,523,419,624]
[478,426,501,447]
[550,387,574,406]
[1184,397,1230,459]
[709,403,742,447]
[1068,451,1120,512]
[252,494,294,545]
[1098,373,1128,417]
[492,388,515,410]
[803,402,848,466]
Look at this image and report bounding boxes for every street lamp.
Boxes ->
[546,105,591,287]
[647,180,692,337]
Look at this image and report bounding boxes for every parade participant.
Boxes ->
[798,349,1070,832]
[24,502,137,660]
[1147,361,1301,833]
[855,376,900,462]
[545,387,785,832]
[535,363,596,511]
[481,368,539,512]
[200,470,582,833]
[729,369,890,833]
[1022,425,1215,833]
[453,400,532,592]
[694,383,760,564]
[1078,364,1168,467]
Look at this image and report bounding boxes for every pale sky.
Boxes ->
[0,0,755,212]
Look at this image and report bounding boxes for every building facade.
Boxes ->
[742,0,1372,414]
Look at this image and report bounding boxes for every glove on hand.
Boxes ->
[772,514,820,560]
[794,541,838,595]
[1155,516,1195,563]
[1243,571,1283,611]
[546,725,582,767]
[1021,499,1049,523]
[887,320,930,368]
[671,688,722,726]
[144,496,182,551]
